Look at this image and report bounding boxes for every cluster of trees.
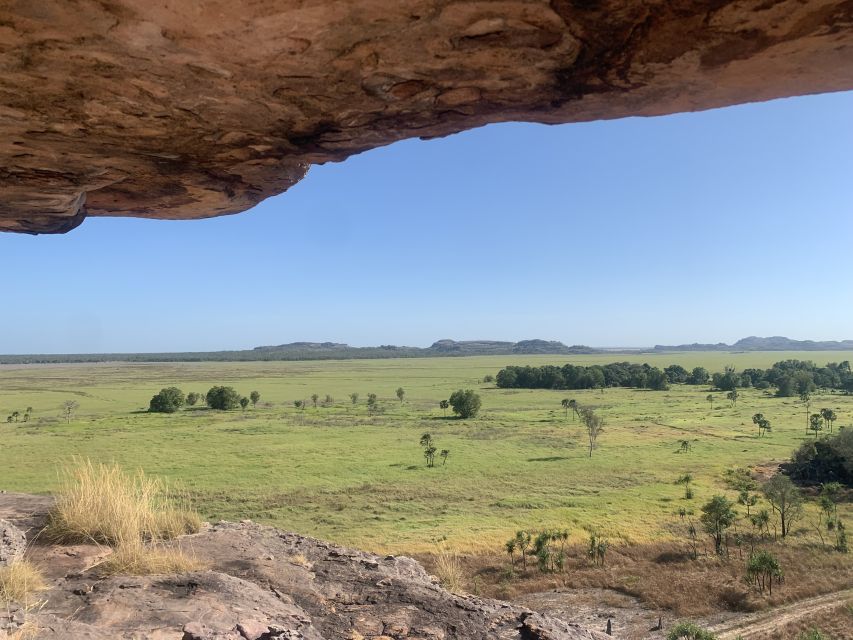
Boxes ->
[785,428,852,486]
[5,406,33,423]
[148,386,260,413]
[496,362,675,390]
[419,433,449,467]
[495,359,853,396]
[504,529,606,573]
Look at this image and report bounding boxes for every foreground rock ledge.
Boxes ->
[1,491,605,639]
[2,0,853,233]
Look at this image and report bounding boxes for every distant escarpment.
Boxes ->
[653,336,853,352]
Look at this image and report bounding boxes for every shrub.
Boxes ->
[148,387,185,413]
[205,386,241,410]
[666,621,717,640]
[448,389,481,419]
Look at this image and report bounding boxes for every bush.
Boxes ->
[666,621,717,640]
[206,386,241,410]
[449,389,482,419]
[148,387,185,413]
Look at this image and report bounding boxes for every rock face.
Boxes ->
[0,519,25,567]
[2,0,853,233]
[0,492,606,640]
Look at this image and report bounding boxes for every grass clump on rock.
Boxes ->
[45,458,203,575]
[0,560,46,605]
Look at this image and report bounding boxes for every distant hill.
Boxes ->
[652,336,853,352]
[0,339,597,364]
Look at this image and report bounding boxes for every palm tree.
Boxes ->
[820,408,837,433]
[439,399,449,417]
[568,399,579,421]
[396,387,405,403]
[561,398,570,418]
[311,393,319,408]
[726,389,738,407]
[440,449,449,465]
[809,413,823,438]
[800,392,811,434]
[706,394,714,411]
[676,473,694,499]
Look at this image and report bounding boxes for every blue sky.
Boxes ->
[3,91,852,353]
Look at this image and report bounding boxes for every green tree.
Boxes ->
[746,550,782,595]
[396,387,405,403]
[294,399,304,410]
[706,394,714,411]
[752,413,771,437]
[726,389,738,407]
[738,489,758,516]
[366,393,378,412]
[311,393,319,408]
[420,433,437,467]
[700,495,737,555]
[809,413,823,438]
[581,408,603,458]
[62,400,79,423]
[440,449,450,466]
[561,398,571,418]
[568,399,579,421]
[676,473,694,499]
[439,399,449,417]
[148,387,186,413]
[800,391,811,434]
[689,367,710,385]
[763,475,803,538]
[448,389,481,419]
[186,392,200,406]
[249,390,260,408]
[514,530,531,570]
[820,408,837,433]
[349,392,359,405]
[239,396,250,411]
[206,386,241,410]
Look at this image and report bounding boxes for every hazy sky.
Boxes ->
[3,91,853,354]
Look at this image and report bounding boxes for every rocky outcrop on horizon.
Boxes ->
[652,336,853,352]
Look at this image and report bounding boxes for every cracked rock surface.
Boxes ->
[2,0,853,233]
[1,493,605,639]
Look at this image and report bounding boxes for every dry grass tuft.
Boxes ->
[0,561,46,605]
[3,621,41,640]
[98,540,205,576]
[44,458,201,546]
[433,544,466,593]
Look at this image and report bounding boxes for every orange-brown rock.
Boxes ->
[2,1,853,233]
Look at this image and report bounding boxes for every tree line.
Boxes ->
[494,359,853,395]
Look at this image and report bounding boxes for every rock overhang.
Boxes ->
[2,0,853,233]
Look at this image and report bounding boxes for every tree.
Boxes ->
[366,393,378,412]
[324,394,334,406]
[294,400,303,410]
[148,387,186,413]
[726,389,738,407]
[676,473,694,499]
[587,533,608,566]
[420,433,437,467]
[820,408,837,433]
[514,530,531,570]
[311,393,319,408]
[396,387,405,403]
[763,475,803,538]
[349,392,359,405]
[809,413,823,438]
[746,550,782,595]
[186,392,200,406]
[738,489,758,516]
[440,449,449,465]
[206,386,241,410]
[504,538,516,567]
[581,408,603,458]
[568,399,579,421]
[239,396,250,411]
[752,413,771,437]
[439,399,449,417]
[11,411,19,423]
[706,394,714,411]
[448,389,481,419]
[689,367,711,385]
[700,495,737,555]
[62,400,79,423]
[666,621,718,640]
[561,398,571,418]
[250,391,260,408]
[800,391,812,434]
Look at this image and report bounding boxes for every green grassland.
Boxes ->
[0,351,851,554]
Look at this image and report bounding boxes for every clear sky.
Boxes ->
[3,90,852,354]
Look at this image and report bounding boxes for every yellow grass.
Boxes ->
[433,543,465,593]
[98,540,204,576]
[0,561,46,605]
[45,458,201,546]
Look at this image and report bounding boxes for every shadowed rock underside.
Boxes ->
[2,0,853,233]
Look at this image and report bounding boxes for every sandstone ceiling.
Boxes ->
[1,1,852,234]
